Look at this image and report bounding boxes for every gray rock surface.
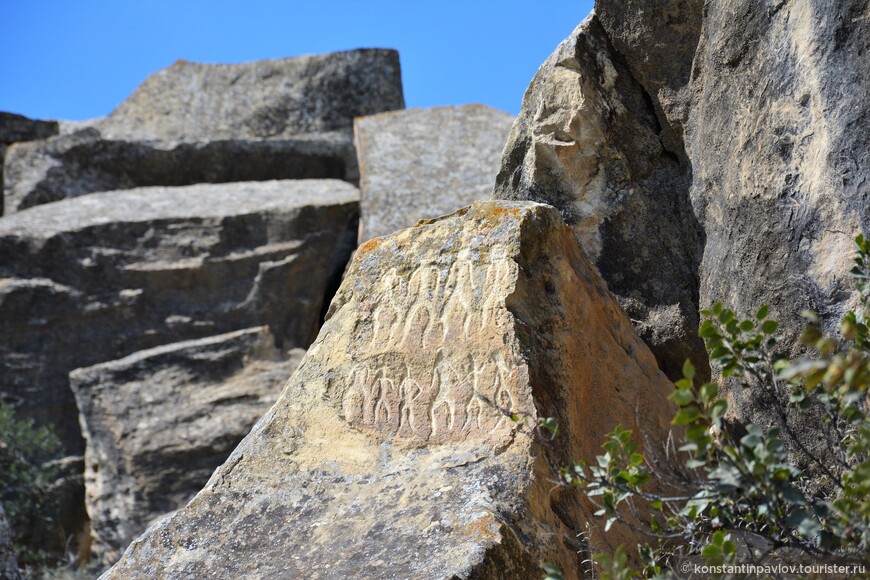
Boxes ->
[496,0,869,460]
[354,105,514,241]
[103,201,673,580]
[0,503,18,580]
[70,327,305,565]
[492,13,706,381]
[0,112,59,215]
[0,179,359,453]
[3,50,404,213]
[684,0,869,445]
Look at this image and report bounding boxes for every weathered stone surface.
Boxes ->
[70,327,305,565]
[105,201,673,579]
[3,50,404,213]
[595,0,702,144]
[355,105,514,241]
[0,503,18,580]
[497,0,869,469]
[492,14,706,381]
[0,112,59,215]
[684,0,870,441]
[0,179,359,453]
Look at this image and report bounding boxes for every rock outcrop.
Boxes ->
[492,13,706,382]
[0,112,59,215]
[70,327,305,565]
[495,0,869,460]
[0,503,18,580]
[104,201,673,579]
[684,0,870,431]
[0,179,359,453]
[354,105,514,241]
[3,50,404,213]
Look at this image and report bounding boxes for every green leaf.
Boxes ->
[673,406,702,425]
[699,382,719,404]
[542,564,565,580]
[669,389,695,406]
[756,304,769,320]
[761,319,779,334]
[700,321,718,338]
[709,400,728,423]
[683,359,696,381]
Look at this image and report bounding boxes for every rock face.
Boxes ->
[496,0,869,454]
[685,0,870,429]
[0,503,18,580]
[355,105,514,241]
[0,180,359,452]
[3,50,404,213]
[492,13,706,382]
[0,112,59,215]
[70,327,305,565]
[104,201,673,579]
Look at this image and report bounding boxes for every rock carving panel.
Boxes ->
[334,248,522,445]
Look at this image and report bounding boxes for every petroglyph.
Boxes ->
[338,249,522,445]
[340,351,518,445]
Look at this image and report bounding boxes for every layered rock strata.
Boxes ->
[104,201,673,579]
[354,105,514,241]
[0,179,359,452]
[4,50,404,213]
[70,327,305,565]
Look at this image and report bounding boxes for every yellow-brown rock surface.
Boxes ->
[105,201,672,579]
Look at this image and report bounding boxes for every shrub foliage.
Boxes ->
[0,402,61,565]
[558,235,870,577]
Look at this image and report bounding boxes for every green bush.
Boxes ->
[557,235,870,577]
[0,402,61,566]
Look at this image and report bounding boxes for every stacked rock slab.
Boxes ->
[69,327,305,565]
[0,112,59,215]
[3,49,404,213]
[492,13,706,382]
[354,105,514,241]
[105,201,673,579]
[0,179,359,453]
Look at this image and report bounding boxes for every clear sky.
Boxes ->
[1,0,593,121]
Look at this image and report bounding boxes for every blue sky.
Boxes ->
[1,0,593,121]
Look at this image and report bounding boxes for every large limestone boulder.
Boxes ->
[355,105,514,241]
[105,201,673,579]
[0,112,58,215]
[3,49,404,213]
[0,179,358,453]
[492,13,706,382]
[70,327,305,565]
